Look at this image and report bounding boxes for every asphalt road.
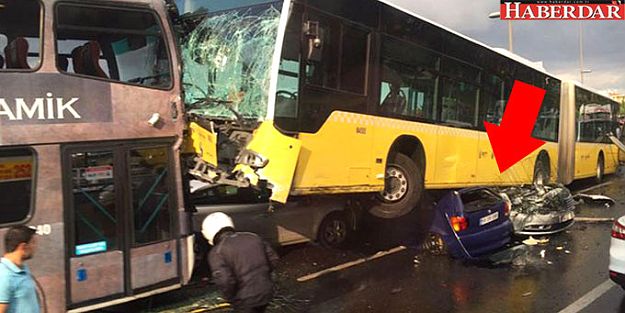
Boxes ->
[99,172,625,313]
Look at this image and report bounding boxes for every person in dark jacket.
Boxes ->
[202,212,278,313]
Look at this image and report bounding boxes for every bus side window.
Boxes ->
[304,11,368,95]
[0,0,42,71]
[378,35,438,121]
[439,58,480,128]
[55,4,172,89]
[0,148,36,226]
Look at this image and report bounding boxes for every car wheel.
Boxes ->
[596,154,605,183]
[533,157,550,187]
[422,232,447,255]
[370,153,423,219]
[318,212,350,249]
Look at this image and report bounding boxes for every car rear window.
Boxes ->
[460,189,501,212]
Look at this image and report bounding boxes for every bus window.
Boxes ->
[305,11,368,95]
[0,148,35,225]
[0,0,42,70]
[275,4,302,130]
[70,151,119,254]
[130,147,172,245]
[55,4,172,89]
[305,13,340,89]
[440,58,480,128]
[378,36,438,121]
[480,73,508,126]
[340,26,368,94]
[532,76,560,142]
[575,86,618,143]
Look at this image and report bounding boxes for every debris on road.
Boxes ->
[539,250,546,258]
[522,291,533,297]
[498,184,576,236]
[575,217,615,223]
[574,194,615,207]
[522,236,550,246]
[188,303,231,313]
[391,287,403,294]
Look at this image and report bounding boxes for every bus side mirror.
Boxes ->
[304,21,322,61]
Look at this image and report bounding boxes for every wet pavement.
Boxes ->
[97,172,625,313]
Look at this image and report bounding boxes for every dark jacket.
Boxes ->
[208,231,279,309]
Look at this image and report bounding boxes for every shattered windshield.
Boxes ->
[176,0,283,120]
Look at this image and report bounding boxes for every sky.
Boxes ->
[389,0,625,95]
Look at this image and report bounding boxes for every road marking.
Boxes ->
[296,246,406,282]
[557,279,615,313]
[574,181,614,195]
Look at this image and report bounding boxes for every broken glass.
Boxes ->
[179,2,282,120]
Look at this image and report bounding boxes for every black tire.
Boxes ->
[596,154,605,183]
[370,153,423,219]
[318,212,350,249]
[533,157,550,187]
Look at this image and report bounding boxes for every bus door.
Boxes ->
[64,143,179,306]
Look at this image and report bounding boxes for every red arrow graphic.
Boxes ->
[484,80,547,173]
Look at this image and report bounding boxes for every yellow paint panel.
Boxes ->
[288,111,553,194]
[295,112,376,190]
[246,122,301,203]
[188,122,218,167]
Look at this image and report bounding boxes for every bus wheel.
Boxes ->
[533,157,550,187]
[370,153,423,219]
[596,154,605,182]
[318,212,349,248]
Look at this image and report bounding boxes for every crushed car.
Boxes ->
[424,187,513,259]
[498,184,576,236]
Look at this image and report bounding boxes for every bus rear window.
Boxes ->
[460,189,501,213]
[0,148,35,225]
[0,0,42,70]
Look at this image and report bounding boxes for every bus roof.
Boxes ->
[378,0,557,78]
[570,80,616,101]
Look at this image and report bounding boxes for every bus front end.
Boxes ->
[176,0,299,203]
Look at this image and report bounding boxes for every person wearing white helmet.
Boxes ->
[202,212,278,313]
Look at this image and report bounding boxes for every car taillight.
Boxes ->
[450,216,468,232]
[612,220,625,240]
[503,201,511,216]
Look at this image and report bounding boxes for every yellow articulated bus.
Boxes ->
[179,0,623,249]
[180,0,562,225]
[558,82,621,184]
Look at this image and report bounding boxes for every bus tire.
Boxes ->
[370,153,423,219]
[596,154,605,182]
[533,157,550,187]
[318,212,350,249]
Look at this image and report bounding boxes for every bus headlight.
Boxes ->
[236,149,269,169]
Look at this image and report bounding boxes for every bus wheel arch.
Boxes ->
[596,151,605,182]
[369,136,425,219]
[533,150,551,187]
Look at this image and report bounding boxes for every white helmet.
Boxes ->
[201,212,234,245]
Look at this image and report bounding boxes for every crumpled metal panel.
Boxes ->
[499,184,576,235]
[181,7,281,120]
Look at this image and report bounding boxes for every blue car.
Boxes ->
[427,187,513,259]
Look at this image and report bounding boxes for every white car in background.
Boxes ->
[609,216,625,288]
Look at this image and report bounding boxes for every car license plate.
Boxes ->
[479,212,499,226]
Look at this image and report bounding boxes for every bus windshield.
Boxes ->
[176,0,284,121]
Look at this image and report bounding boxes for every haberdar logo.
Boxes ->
[500,0,625,20]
